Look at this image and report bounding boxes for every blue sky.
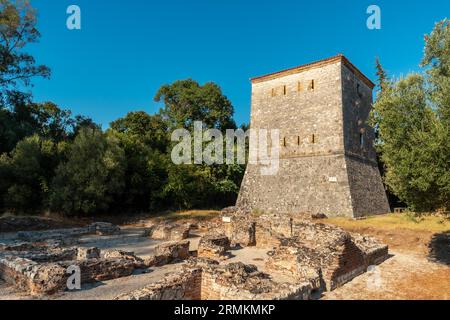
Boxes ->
[27,0,450,128]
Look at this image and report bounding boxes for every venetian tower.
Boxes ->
[236,55,390,218]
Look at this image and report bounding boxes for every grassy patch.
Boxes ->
[154,210,222,222]
[323,213,450,233]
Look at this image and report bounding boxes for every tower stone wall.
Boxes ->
[236,55,390,218]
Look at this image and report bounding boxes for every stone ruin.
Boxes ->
[0,222,190,295]
[197,234,231,260]
[116,260,312,300]
[220,208,389,291]
[0,211,389,300]
[147,222,191,241]
[114,208,388,300]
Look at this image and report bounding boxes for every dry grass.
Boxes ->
[322,213,450,233]
[155,210,222,222]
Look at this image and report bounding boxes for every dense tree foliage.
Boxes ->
[0,135,59,212]
[49,128,126,215]
[108,112,169,212]
[371,20,450,212]
[154,79,236,131]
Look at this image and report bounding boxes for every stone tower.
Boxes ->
[237,55,390,218]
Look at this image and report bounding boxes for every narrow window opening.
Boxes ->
[357,83,362,97]
[271,88,276,97]
[308,80,315,91]
[359,133,364,148]
[311,134,316,144]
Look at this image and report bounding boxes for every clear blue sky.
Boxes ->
[27,0,450,128]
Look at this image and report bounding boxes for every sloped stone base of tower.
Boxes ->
[236,154,390,218]
[345,156,391,217]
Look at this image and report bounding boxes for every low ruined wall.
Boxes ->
[116,263,314,301]
[149,223,191,241]
[16,222,120,242]
[0,257,68,295]
[0,246,148,295]
[322,239,367,290]
[146,240,190,267]
[115,268,202,300]
[198,234,231,260]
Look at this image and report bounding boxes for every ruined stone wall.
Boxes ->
[200,271,249,300]
[200,263,312,300]
[115,268,202,300]
[321,239,367,290]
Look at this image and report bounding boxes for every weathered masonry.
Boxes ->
[237,55,390,218]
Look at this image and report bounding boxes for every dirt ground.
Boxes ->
[321,217,450,300]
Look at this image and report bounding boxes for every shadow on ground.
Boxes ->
[428,231,450,265]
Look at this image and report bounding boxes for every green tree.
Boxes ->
[153,79,243,210]
[0,96,77,153]
[70,115,100,139]
[0,0,52,154]
[49,128,126,215]
[371,19,450,212]
[0,91,35,153]
[107,114,168,212]
[110,111,168,152]
[154,79,236,131]
[0,135,58,212]
[0,0,50,90]
[421,19,450,209]
[162,163,210,209]
[29,101,73,142]
[422,19,450,125]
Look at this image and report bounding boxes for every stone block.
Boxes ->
[146,241,191,267]
[149,223,190,241]
[77,247,101,260]
[198,234,230,259]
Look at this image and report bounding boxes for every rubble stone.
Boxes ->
[89,222,121,236]
[149,222,190,241]
[77,247,100,260]
[115,268,203,300]
[15,222,121,242]
[145,240,190,267]
[198,234,230,259]
[0,244,146,295]
[116,261,314,300]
